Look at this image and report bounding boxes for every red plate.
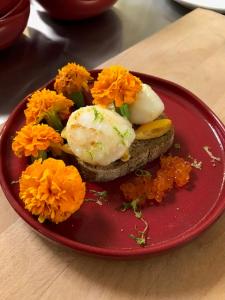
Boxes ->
[1,70,225,259]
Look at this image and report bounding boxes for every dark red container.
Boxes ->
[36,0,118,20]
[1,0,30,19]
[0,4,30,50]
[1,71,225,259]
[0,0,19,17]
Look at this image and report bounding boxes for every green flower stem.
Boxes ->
[118,103,130,119]
[38,150,48,160]
[31,150,47,162]
[70,91,85,108]
[45,110,63,132]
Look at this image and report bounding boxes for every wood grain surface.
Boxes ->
[1,8,225,300]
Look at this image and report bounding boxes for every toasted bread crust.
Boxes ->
[76,128,174,182]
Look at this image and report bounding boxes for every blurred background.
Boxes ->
[0,0,189,123]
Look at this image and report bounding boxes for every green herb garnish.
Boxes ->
[93,107,104,122]
[113,126,123,139]
[120,200,149,247]
[90,190,108,200]
[134,210,142,219]
[129,217,149,246]
[84,190,108,206]
[131,200,142,219]
[129,235,146,246]
[94,142,104,151]
[84,198,103,206]
[120,199,142,219]
[87,150,94,160]
[120,201,133,212]
[113,126,130,146]
[123,129,131,138]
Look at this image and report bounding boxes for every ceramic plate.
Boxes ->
[1,70,225,259]
[173,0,225,12]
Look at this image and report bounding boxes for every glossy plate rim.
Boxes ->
[1,70,225,258]
[173,0,225,12]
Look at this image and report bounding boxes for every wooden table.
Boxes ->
[1,8,225,300]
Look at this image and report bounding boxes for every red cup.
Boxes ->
[1,0,30,19]
[0,5,30,50]
[0,0,20,17]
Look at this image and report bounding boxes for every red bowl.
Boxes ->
[0,5,30,50]
[35,0,118,20]
[0,0,20,17]
[1,0,30,19]
[1,71,225,259]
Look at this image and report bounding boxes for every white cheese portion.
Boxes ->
[129,83,164,124]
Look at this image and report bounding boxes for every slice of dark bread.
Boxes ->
[76,128,174,182]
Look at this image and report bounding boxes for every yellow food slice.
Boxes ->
[135,119,172,140]
[121,149,131,162]
[61,144,74,155]
[61,127,67,139]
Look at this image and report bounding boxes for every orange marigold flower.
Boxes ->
[12,124,63,158]
[54,62,91,96]
[91,65,142,107]
[25,89,73,125]
[19,158,86,224]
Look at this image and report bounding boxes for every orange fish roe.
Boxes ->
[121,176,150,202]
[120,156,192,203]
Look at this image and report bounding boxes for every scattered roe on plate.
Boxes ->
[19,158,86,224]
[120,156,192,203]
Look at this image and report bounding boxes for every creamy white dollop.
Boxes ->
[129,83,164,124]
[65,105,135,166]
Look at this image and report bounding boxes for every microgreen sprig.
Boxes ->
[129,217,149,246]
[93,107,104,122]
[120,199,142,219]
[84,190,108,206]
